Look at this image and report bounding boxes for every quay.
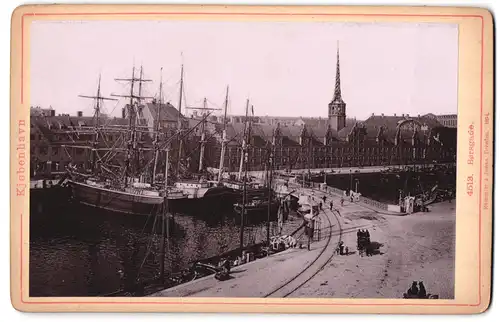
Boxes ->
[151,185,455,298]
[27,40,457,299]
[235,162,455,179]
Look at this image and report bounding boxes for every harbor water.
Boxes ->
[29,199,300,297]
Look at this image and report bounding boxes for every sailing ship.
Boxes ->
[66,67,188,216]
[169,70,237,208]
[216,100,269,199]
[231,99,281,218]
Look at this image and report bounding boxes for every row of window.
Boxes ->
[221,152,454,166]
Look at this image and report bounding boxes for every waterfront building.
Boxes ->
[29,46,456,179]
[435,114,458,128]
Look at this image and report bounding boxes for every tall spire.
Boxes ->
[333,41,343,102]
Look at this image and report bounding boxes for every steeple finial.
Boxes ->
[333,41,343,102]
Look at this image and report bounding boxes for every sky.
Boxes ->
[30,20,458,120]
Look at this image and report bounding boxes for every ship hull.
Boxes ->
[170,184,238,213]
[69,181,164,216]
[233,202,279,217]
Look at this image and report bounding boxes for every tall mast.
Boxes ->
[78,74,117,172]
[238,102,248,181]
[138,66,144,104]
[159,145,170,283]
[217,86,229,182]
[151,68,163,184]
[185,98,221,174]
[266,128,276,246]
[239,99,250,252]
[95,75,102,122]
[198,98,207,172]
[176,64,184,178]
[111,66,152,186]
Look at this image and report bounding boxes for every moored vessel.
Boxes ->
[66,68,189,215]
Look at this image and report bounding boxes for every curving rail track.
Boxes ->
[264,201,343,298]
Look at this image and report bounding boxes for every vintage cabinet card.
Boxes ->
[10,4,493,314]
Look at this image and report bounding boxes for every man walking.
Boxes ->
[330,201,333,211]
[305,219,314,251]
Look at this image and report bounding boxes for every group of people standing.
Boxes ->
[406,281,428,298]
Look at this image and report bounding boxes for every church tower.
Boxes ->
[328,43,346,132]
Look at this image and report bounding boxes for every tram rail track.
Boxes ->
[264,193,343,298]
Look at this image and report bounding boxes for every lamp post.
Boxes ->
[349,169,353,192]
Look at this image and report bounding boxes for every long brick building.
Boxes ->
[30,47,456,179]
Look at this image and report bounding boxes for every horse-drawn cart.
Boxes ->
[357,230,372,257]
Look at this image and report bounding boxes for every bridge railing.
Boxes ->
[307,180,398,212]
[358,195,389,211]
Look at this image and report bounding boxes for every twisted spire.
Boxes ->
[333,42,343,102]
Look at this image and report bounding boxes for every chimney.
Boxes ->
[394,113,396,116]
[77,111,83,117]
[50,110,55,117]
[122,107,126,119]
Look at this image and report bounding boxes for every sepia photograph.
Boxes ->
[26,18,460,300]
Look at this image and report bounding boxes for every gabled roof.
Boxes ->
[224,123,247,146]
[144,102,184,121]
[250,123,275,146]
[336,118,359,139]
[278,124,303,145]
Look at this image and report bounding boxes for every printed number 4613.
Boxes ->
[466,175,474,197]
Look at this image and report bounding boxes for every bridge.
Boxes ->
[232,162,455,180]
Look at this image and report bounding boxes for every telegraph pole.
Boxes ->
[240,99,250,253]
[266,137,275,246]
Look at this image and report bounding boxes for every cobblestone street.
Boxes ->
[152,189,455,299]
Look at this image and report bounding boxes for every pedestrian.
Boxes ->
[330,201,333,210]
[418,281,427,298]
[304,220,313,251]
[340,197,344,207]
[319,202,322,210]
[408,281,419,297]
[323,195,327,203]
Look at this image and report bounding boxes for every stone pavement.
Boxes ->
[151,188,455,299]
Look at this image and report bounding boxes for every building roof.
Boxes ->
[338,114,446,145]
[31,114,131,143]
[144,102,184,121]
